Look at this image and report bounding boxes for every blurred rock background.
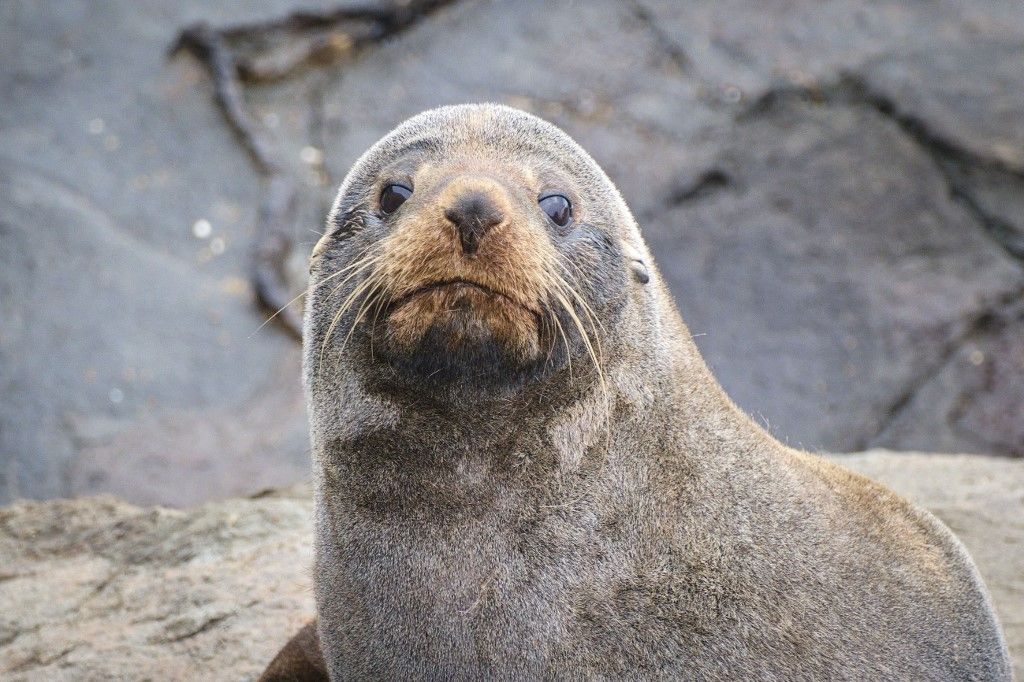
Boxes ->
[2,0,1024,507]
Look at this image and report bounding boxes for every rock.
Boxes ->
[0,2,326,504]
[623,0,1024,453]
[0,486,315,680]
[298,0,717,216]
[0,452,1020,679]
[4,0,1024,505]
[871,303,1024,456]
[643,97,1023,451]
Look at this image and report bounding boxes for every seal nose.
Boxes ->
[444,191,505,255]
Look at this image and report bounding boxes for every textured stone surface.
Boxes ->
[0,2,319,504]
[0,452,1020,680]
[871,304,1024,456]
[642,97,1023,451]
[3,0,1024,504]
[0,485,315,680]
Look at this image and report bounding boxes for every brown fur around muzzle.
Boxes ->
[352,161,574,372]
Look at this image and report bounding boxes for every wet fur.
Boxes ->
[270,104,1010,680]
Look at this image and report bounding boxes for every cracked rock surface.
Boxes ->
[0,452,1021,679]
[2,0,1024,505]
[0,485,314,680]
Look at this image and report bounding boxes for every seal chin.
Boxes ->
[376,280,543,382]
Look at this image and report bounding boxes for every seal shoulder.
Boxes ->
[777,448,1011,677]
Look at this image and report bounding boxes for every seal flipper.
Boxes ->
[258,620,328,682]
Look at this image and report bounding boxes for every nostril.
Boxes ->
[443,205,465,226]
[444,192,505,254]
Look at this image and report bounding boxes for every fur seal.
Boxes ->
[261,104,1010,680]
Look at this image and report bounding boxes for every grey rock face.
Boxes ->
[0,453,1020,680]
[642,97,1023,452]
[871,304,1024,456]
[0,2,318,504]
[2,0,1024,503]
[0,485,315,680]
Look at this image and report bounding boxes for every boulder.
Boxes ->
[4,0,1024,505]
[1,452,1020,680]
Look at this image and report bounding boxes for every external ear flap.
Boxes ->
[621,241,650,285]
[310,231,332,264]
[630,260,650,285]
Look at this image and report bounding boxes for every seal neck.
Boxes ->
[312,320,760,507]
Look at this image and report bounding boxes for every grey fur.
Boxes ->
[303,104,1011,680]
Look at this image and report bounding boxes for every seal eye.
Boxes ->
[539,194,572,227]
[380,184,412,214]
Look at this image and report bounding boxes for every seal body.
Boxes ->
[280,104,1010,680]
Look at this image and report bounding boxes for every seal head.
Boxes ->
[307,105,641,393]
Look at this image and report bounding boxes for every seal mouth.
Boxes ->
[390,278,541,317]
[375,276,548,376]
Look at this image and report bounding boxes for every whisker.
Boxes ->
[550,285,602,382]
[314,258,384,351]
[250,246,380,338]
[558,260,607,346]
[318,269,384,376]
[549,304,573,380]
[340,272,389,355]
[367,278,391,363]
[540,310,560,371]
[549,273,611,446]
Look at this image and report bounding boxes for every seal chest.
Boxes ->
[262,104,1011,681]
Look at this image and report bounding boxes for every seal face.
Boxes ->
[307,105,629,390]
